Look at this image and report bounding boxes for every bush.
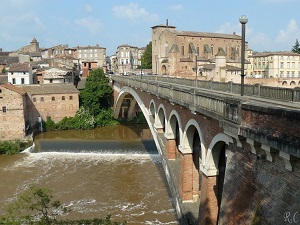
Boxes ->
[0,140,32,155]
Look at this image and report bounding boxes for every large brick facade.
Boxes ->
[152,24,243,78]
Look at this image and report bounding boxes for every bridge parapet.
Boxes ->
[111,75,300,167]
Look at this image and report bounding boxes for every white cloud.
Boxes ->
[84,4,93,13]
[276,19,298,43]
[75,17,102,34]
[168,4,184,11]
[112,3,159,23]
[216,22,240,34]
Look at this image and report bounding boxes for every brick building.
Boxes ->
[152,23,245,79]
[19,83,79,124]
[0,83,27,139]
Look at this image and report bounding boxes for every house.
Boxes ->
[8,62,32,85]
[0,83,27,139]
[43,67,73,84]
[115,44,145,74]
[76,45,106,76]
[19,83,80,124]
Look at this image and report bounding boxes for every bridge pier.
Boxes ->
[198,174,218,225]
[166,139,177,160]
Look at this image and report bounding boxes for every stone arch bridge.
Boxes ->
[111,75,300,225]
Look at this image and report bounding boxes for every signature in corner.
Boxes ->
[284,211,299,224]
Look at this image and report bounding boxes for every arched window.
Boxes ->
[164,42,169,56]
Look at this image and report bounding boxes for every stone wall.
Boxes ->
[0,87,26,139]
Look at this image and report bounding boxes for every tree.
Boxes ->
[292,39,300,53]
[80,68,113,116]
[0,185,69,224]
[0,185,127,225]
[141,41,152,69]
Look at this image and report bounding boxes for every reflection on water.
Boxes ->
[0,124,178,224]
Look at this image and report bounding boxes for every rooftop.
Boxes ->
[18,83,79,95]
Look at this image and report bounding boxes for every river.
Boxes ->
[0,124,178,224]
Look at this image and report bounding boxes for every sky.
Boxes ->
[1,0,300,56]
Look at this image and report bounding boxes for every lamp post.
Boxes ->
[140,56,143,77]
[240,15,248,96]
[195,54,198,87]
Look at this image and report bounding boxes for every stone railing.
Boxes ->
[111,74,300,103]
[111,75,300,125]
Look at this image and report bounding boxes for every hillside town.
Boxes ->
[1,22,300,140]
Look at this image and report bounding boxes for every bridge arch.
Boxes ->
[179,119,206,202]
[149,99,156,120]
[155,103,167,132]
[114,86,150,121]
[180,119,206,162]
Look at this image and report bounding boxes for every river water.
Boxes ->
[0,124,178,224]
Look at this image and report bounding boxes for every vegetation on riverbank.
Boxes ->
[0,140,32,155]
[34,68,119,132]
[0,185,126,225]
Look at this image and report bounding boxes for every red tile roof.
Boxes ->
[0,83,26,95]
[8,63,30,72]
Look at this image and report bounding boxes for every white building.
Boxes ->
[8,63,32,85]
[248,51,300,78]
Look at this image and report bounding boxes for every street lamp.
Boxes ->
[195,54,198,87]
[140,56,143,77]
[240,15,248,96]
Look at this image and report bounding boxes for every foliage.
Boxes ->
[80,68,113,116]
[94,108,119,127]
[1,67,6,73]
[0,140,32,155]
[45,116,57,131]
[43,108,119,131]
[141,41,152,69]
[292,39,300,54]
[0,185,126,225]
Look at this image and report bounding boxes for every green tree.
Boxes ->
[292,39,300,53]
[0,185,69,225]
[0,185,126,225]
[80,68,113,116]
[141,41,152,69]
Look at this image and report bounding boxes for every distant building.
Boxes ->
[19,37,40,53]
[8,62,32,85]
[115,44,145,75]
[248,51,300,78]
[151,22,245,79]
[76,45,106,76]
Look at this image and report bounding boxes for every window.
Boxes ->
[0,89,1,93]
[62,96,65,100]
[181,45,184,56]
[2,106,6,113]
[33,97,36,102]
[12,78,16,84]
[40,97,44,102]
[69,96,73,100]
[197,46,200,55]
[280,62,284,69]
[21,78,25,84]
[211,45,214,55]
[292,71,295,77]
[280,71,284,77]
[52,97,55,101]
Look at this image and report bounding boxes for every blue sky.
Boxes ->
[1,0,299,56]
